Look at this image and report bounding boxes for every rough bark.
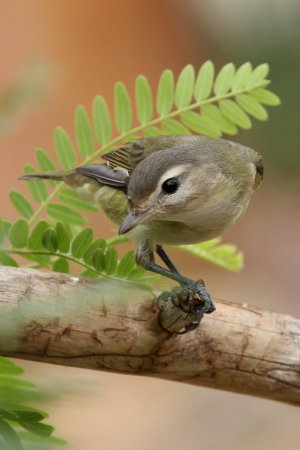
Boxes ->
[0,266,299,405]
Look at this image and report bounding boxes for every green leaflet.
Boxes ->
[117,251,136,278]
[92,95,112,145]
[161,118,190,135]
[156,69,174,116]
[28,221,49,250]
[54,127,77,169]
[47,204,86,225]
[175,64,195,108]
[59,189,98,212]
[24,165,47,203]
[194,60,215,101]
[135,75,153,124]
[8,219,28,248]
[42,228,58,252]
[9,191,34,220]
[214,63,235,96]
[180,111,221,137]
[71,228,93,258]
[55,222,71,253]
[178,238,244,272]
[104,246,118,275]
[236,94,268,121]
[75,105,94,157]
[231,62,252,91]
[114,82,132,133]
[219,99,252,129]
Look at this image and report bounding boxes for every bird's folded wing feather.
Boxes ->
[102,135,184,173]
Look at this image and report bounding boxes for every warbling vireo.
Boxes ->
[19,135,263,327]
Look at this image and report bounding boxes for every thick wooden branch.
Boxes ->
[0,266,299,405]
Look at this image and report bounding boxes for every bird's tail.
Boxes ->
[18,170,72,182]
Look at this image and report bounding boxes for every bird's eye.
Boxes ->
[162,177,179,194]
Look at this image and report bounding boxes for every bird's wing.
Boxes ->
[75,164,129,189]
[102,135,191,173]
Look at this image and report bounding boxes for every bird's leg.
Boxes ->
[155,245,179,274]
[154,245,215,314]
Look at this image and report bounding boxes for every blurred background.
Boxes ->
[1,0,299,449]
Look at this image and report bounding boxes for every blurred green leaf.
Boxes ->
[28,221,49,250]
[0,251,18,267]
[92,248,105,271]
[161,118,190,135]
[53,258,69,273]
[24,165,47,203]
[9,191,34,220]
[104,246,118,275]
[179,238,243,272]
[231,62,252,91]
[55,222,71,253]
[71,229,93,258]
[47,204,85,225]
[180,111,221,137]
[8,219,28,248]
[42,229,58,252]
[83,238,107,264]
[59,189,97,212]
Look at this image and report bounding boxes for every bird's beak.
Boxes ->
[118,209,153,235]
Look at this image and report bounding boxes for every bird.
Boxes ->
[19,135,263,326]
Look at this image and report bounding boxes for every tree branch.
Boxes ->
[0,266,299,406]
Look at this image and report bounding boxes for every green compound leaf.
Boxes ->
[59,189,98,212]
[8,219,28,248]
[175,64,195,108]
[135,75,153,124]
[92,95,112,145]
[71,228,93,258]
[214,63,235,96]
[75,105,94,158]
[236,93,268,121]
[42,228,58,252]
[178,238,244,272]
[55,222,71,253]
[47,204,86,225]
[9,191,34,220]
[219,99,252,129]
[54,127,77,169]
[194,60,215,101]
[114,82,132,133]
[104,246,118,275]
[156,69,174,116]
[24,165,47,203]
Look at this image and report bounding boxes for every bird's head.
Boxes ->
[118,147,218,235]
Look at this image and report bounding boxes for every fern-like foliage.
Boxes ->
[0,357,66,449]
[0,61,280,279]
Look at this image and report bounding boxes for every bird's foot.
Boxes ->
[175,279,216,315]
[156,280,215,334]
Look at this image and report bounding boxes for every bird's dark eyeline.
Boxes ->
[19,135,263,333]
